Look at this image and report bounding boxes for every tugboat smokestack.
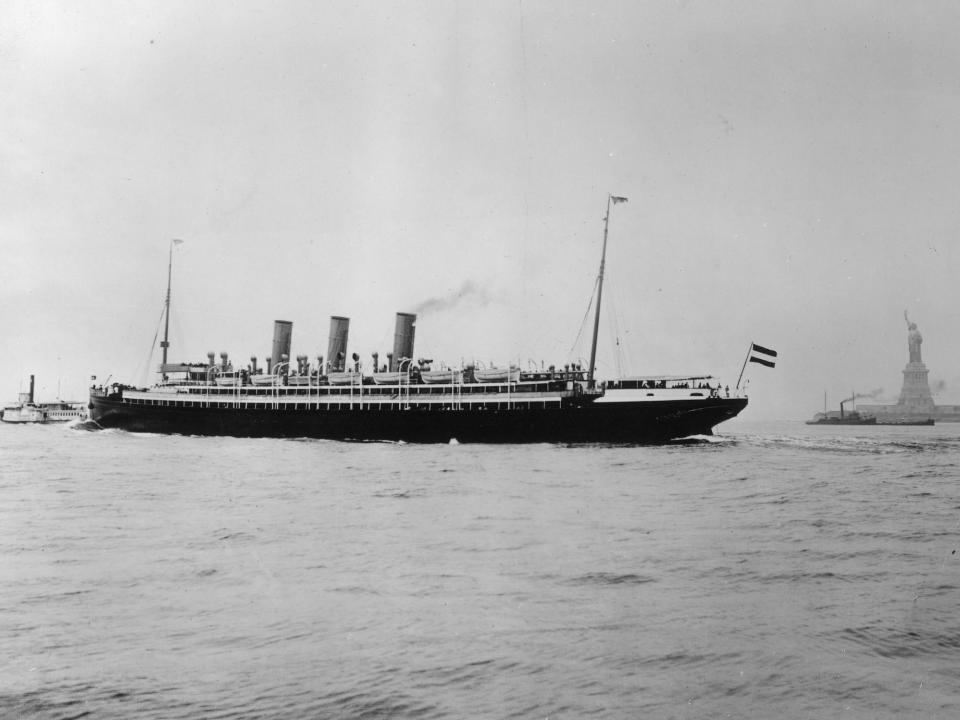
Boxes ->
[327,317,350,373]
[391,313,416,372]
[29,375,35,404]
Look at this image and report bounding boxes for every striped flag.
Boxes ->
[749,343,777,368]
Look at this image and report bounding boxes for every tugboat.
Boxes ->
[1,376,46,423]
[89,197,750,442]
[806,394,877,425]
[807,392,934,426]
[1,375,87,424]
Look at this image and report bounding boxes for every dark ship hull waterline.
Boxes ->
[805,414,877,426]
[89,198,749,443]
[90,379,747,443]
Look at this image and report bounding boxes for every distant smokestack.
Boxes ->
[840,394,856,418]
[327,316,350,373]
[29,375,35,404]
[271,320,293,374]
[391,312,416,372]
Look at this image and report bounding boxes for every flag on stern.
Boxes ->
[749,343,778,368]
[611,196,629,204]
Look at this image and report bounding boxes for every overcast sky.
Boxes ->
[3,1,959,421]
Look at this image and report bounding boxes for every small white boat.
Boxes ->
[371,372,409,385]
[286,375,314,386]
[1,403,47,423]
[0,375,86,423]
[420,369,462,384]
[327,371,363,386]
[40,401,89,422]
[472,366,520,383]
[250,374,281,386]
[215,375,242,387]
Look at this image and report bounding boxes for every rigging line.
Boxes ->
[607,301,622,378]
[569,274,601,357]
[137,302,168,385]
[607,277,633,378]
[604,274,622,377]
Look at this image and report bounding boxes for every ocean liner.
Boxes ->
[89,197,748,442]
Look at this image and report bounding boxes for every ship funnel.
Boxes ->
[391,312,417,372]
[327,316,350,373]
[271,320,293,375]
[29,374,35,404]
[839,394,857,418]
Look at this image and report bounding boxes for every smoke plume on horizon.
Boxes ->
[413,280,491,316]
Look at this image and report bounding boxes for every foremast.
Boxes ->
[161,239,183,380]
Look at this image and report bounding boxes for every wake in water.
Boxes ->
[674,434,737,445]
[734,431,960,455]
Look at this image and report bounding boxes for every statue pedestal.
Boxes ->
[897,361,935,412]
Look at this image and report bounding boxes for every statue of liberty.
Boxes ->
[904,310,923,363]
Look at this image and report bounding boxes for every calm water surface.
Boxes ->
[2,419,959,718]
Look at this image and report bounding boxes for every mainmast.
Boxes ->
[161,239,183,379]
[588,194,627,385]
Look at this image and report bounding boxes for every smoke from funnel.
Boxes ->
[413,280,490,316]
[854,388,884,400]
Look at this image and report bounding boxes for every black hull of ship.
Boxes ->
[89,395,747,444]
